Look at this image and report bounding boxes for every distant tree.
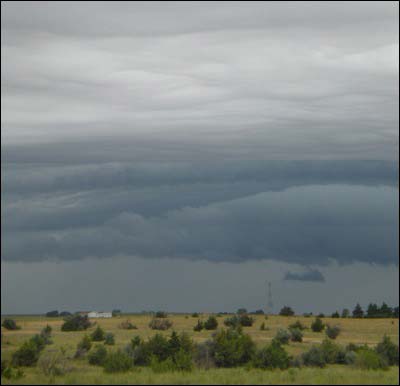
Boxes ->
[341,309,350,318]
[279,306,295,316]
[193,320,204,332]
[331,311,340,318]
[46,310,59,318]
[379,302,393,318]
[237,308,247,315]
[91,326,106,342]
[61,314,91,332]
[311,317,325,332]
[2,319,20,331]
[317,313,325,318]
[252,309,265,315]
[289,328,303,342]
[112,309,121,317]
[155,311,168,318]
[104,333,115,345]
[204,316,218,330]
[366,303,379,318]
[393,306,399,318]
[325,325,341,339]
[352,303,364,318]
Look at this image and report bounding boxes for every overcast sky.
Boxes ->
[1,2,399,314]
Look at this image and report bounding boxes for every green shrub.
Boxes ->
[302,346,326,367]
[40,325,53,345]
[12,339,42,367]
[104,333,115,346]
[155,311,168,318]
[149,318,173,331]
[193,320,204,332]
[1,360,24,380]
[320,339,345,364]
[88,345,108,366]
[238,314,255,327]
[224,316,240,328]
[375,335,399,366]
[289,320,306,331]
[77,335,92,352]
[253,340,290,369]
[2,319,20,331]
[103,350,132,373]
[279,306,295,316]
[37,348,70,376]
[171,349,193,372]
[204,316,218,330]
[311,317,325,332]
[61,314,91,332]
[211,328,256,367]
[354,348,388,370]
[274,329,290,345]
[194,341,215,369]
[325,325,341,339]
[260,322,266,331]
[119,320,137,330]
[30,334,46,352]
[191,313,199,318]
[91,326,105,341]
[289,328,303,342]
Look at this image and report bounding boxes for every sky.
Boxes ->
[1,1,399,315]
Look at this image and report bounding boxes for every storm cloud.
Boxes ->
[1,2,398,313]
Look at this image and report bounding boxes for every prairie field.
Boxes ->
[1,314,399,385]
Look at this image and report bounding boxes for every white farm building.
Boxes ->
[88,311,112,318]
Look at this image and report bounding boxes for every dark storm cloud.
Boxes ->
[284,269,326,283]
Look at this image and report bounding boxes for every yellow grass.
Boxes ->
[1,314,399,384]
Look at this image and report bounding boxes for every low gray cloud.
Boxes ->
[284,269,326,283]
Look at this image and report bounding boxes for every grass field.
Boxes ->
[1,314,399,384]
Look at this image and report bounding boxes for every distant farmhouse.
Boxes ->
[87,311,112,318]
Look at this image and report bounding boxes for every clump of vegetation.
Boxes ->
[274,329,290,345]
[45,310,59,317]
[191,312,199,318]
[40,325,53,345]
[75,335,92,358]
[149,318,173,331]
[253,340,290,369]
[104,333,115,346]
[119,319,137,330]
[2,319,21,331]
[1,360,24,380]
[375,335,399,366]
[38,348,70,376]
[352,303,364,318]
[331,311,340,318]
[88,345,108,366]
[224,314,255,328]
[103,350,132,373]
[301,346,326,367]
[311,317,325,332]
[289,328,303,342]
[289,320,307,331]
[155,311,168,318]
[11,335,45,367]
[210,328,256,367]
[90,326,106,341]
[279,306,295,316]
[354,347,388,370]
[325,324,341,340]
[193,320,204,332]
[260,322,267,331]
[61,314,91,332]
[203,316,218,330]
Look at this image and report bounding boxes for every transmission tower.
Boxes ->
[266,281,273,315]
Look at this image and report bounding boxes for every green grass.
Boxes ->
[1,314,399,384]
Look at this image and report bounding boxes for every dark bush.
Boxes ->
[194,341,215,369]
[290,328,303,342]
[311,317,325,332]
[155,311,168,318]
[210,328,256,367]
[331,311,340,318]
[12,338,43,367]
[289,320,306,331]
[149,318,173,331]
[191,313,199,318]
[253,340,290,369]
[91,326,105,342]
[103,350,132,373]
[104,333,115,346]
[2,319,20,331]
[40,325,53,345]
[75,335,92,358]
[320,339,346,364]
[224,316,240,328]
[352,303,364,318]
[325,325,341,340]
[274,329,290,345]
[279,306,295,316]
[61,314,91,332]
[88,345,108,366]
[375,335,399,366]
[238,314,255,327]
[45,310,59,318]
[237,308,247,315]
[203,316,218,330]
[193,320,204,332]
[59,311,71,317]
